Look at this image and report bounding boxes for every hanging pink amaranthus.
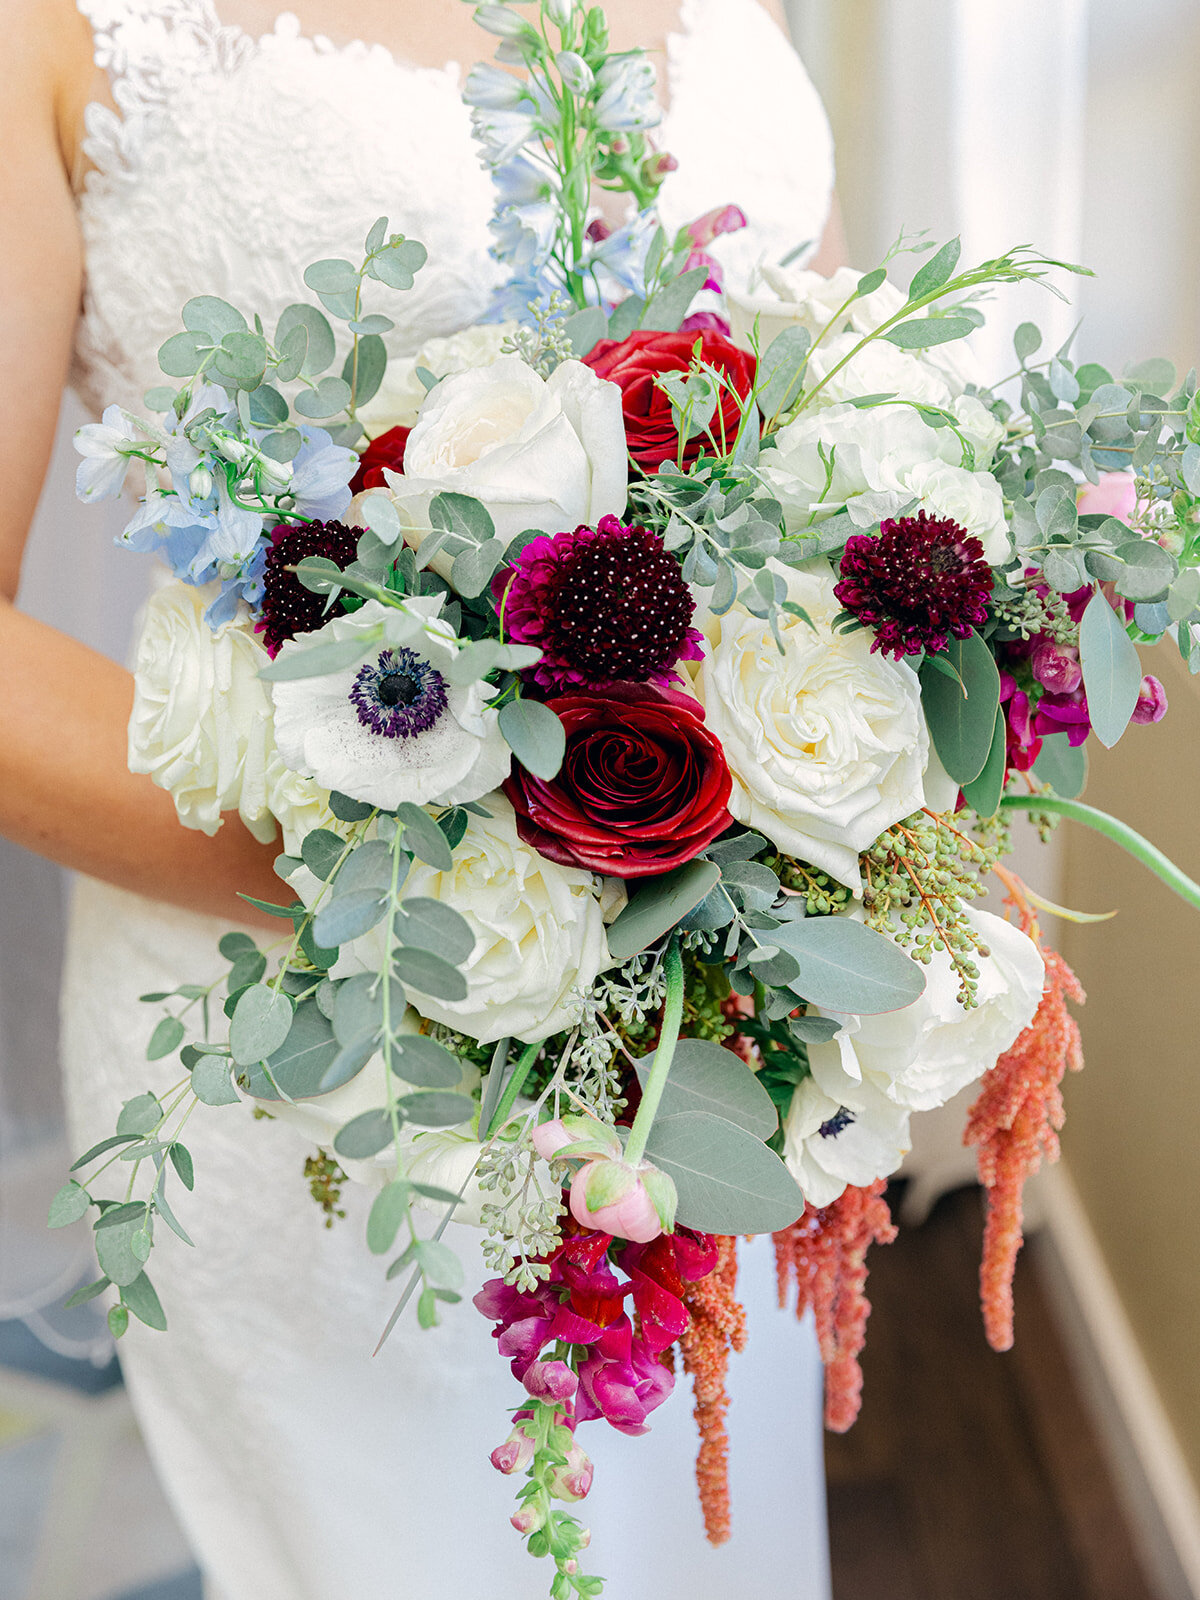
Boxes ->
[773,1180,897,1433]
[965,869,1085,1350]
[677,1235,746,1545]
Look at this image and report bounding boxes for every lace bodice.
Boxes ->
[72,0,835,418]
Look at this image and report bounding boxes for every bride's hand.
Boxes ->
[0,0,284,930]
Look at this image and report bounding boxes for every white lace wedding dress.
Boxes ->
[61,4,836,1595]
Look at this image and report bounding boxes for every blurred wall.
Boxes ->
[787,0,1200,1494]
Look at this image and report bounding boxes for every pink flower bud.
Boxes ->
[1030,641,1082,695]
[490,1428,535,1475]
[642,150,678,182]
[686,203,748,248]
[522,1358,579,1402]
[531,1118,577,1160]
[1133,673,1168,724]
[569,1160,665,1242]
[511,1505,546,1536]
[683,247,724,293]
[549,1437,594,1502]
[1077,471,1137,524]
[585,217,613,244]
[563,1560,580,1576]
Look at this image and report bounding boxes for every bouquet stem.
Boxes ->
[624,935,684,1166]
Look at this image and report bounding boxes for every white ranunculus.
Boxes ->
[900,460,1012,566]
[341,793,617,1045]
[387,355,627,551]
[270,597,510,811]
[356,323,518,434]
[808,908,1045,1113]
[128,579,276,841]
[782,1072,912,1208]
[264,751,342,858]
[950,394,1004,467]
[727,263,906,353]
[695,560,929,890]
[806,331,957,410]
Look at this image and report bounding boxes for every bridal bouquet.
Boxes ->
[60,0,1200,1590]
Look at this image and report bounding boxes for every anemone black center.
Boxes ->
[377,671,421,708]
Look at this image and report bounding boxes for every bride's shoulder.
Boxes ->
[8,0,99,161]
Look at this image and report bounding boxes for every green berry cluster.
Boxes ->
[774,856,855,916]
[992,584,1078,645]
[303,1152,348,1227]
[860,808,1011,1007]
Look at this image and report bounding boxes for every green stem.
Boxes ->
[1000,794,1200,911]
[623,935,684,1167]
[486,1039,542,1139]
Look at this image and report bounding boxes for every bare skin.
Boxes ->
[2,0,842,928]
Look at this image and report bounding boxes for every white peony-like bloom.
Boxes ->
[806,330,957,410]
[270,598,510,811]
[264,750,342,859]
[781,1072,912,1208]
[727,263,906,352]
[386,355,627,549]
[128,579,276,841]
[901,460,1012,566]
[695,560,929,890]
[393,794,617,1044]
[356,323,518,434]
[808,908,1045,1113]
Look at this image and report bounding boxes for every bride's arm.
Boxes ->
[0,3,284,926]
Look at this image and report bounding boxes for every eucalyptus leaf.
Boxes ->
[117,1092,162,1137]
[756,325,810,419]
[183,295,247,339]
[304,257,359,294]
[429,491,495,544]
[246,1003,339,1100]
[328,790,375,823]
[48,1181,90,1229]
[633,1038,777,1139]
[258,632,379,681]
[333,1108,396,1159]
[391,1034,464,1089]
[122,1271,168,1331]
[640,267,707,332]
[158,330,212,378]
[920,630,1001,785]
[395,1091,476,1128]
[95,1214,150,1288]
[69,1134,140,1171]
[883,316,975,350]
[907,237,961,302]
[367,1180,411,1255]
[1112,540,1176,602]
[606,860,722,962]
[335,839,396,897]
[147,1017,184,1061]
[312,888,388,948]
[230,985,294,1067]
[394,947,469,1003]
[1079,589,1142,747]
[168,1143,195,1191]
[342,333,387,408]
[275,303,335,376]
[191,1056,240,1106]
[451,537,506,598]
[415,1239,464,1291]
[563,306,607,358]
[772,916,926,1014]
[393,898,475,964]
[787,1013,842,1044]
[960,706,1007,817]
[319,1033,379,1092]
[498,698,566,780]
[294,375,353,419]
[301,828,348,881]
[394,803,455,871]
[1031,732,1088,799]
[644,1111,805,1235]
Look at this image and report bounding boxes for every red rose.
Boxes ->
[350,424,410,494]
[582,328,756,472]
[503,684,732,879]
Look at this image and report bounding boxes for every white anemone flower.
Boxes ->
[270,597,510,810]
[782,1073,912,1208]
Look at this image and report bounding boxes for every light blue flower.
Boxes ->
[493,153,553,208]
[74,406,162,503]
[472,105,542,167]
[463,62,530,112]
[593,55,662,132]
[287,427,357,522]
[586,207,660,298]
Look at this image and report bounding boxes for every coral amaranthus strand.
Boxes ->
[773,1181,896,1433]
[965,866,1085,1351]
[678,1236,746,1545]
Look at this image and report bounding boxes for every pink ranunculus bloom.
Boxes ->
[1133,674,1168,724]
[569,1160,664,1243]
[1077,471,1138,524]
[685,203,748,248]
[530,1118,580,1162]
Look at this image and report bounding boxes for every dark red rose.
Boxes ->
[582,328,756,472]
[503,683,732,879]
[350,424,410,494]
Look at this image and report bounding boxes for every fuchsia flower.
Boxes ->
[1077,471,1138,523]
[685,203,748,248]
[494,517,704,693]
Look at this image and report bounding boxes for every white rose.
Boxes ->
[357,323,519,433]
[950,394,1004,467]
[762,401,945,533]
[264,750,341,859]
[128,579,275,842]
[899,460,1012,566]
[782,1072,911,1208]
[344,793,617,1045]
[388,355,627,551]
[807,331,957,410]
[270,597,510,811]
[808,908,1045,1113]
[727,263,905,353]
[695,561,929,891]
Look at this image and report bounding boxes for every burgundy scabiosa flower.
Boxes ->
[257,519,359,657]
[834,510,994,659]
[495,515,704,692]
